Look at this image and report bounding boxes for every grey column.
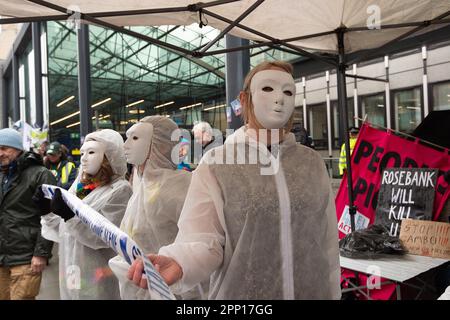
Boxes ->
[32,22,44,128]
[225,35,250,131]
[76,23,92,141]
[1,72,8,128]
[12,54,20,122]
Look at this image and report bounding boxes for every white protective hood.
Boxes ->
[108,116,200,300]
[40,129,132,300]
[81,129,128,178]
[160,125,341,299]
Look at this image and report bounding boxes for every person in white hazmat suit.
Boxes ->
[108,116,200,300]
[37,129,132,299]
[128,61,341,299]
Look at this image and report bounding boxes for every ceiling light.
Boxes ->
[56,95,75,107]
[91,97,111,108]
[129,110,146,114]
[68,114,111,128]
[66,121,80,128]
[204,104,226,111]
[125,99,144,108]
[179,102,202,110]
[154,101,174,109]
[51,111,80,125]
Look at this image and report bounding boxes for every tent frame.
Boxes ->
[2,0,450,232]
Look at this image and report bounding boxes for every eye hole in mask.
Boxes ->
[262,86,273,92]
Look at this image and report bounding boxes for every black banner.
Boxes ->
[375,168,438,237]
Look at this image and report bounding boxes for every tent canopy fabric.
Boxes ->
[1,0,450,54]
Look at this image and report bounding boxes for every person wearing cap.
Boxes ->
[339,126,360,176]
[44,142,77,190]
[0,128,56,300]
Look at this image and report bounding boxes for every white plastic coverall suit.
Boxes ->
[159,125,341,299]
[108,116,198,300]
[41,129,132,299]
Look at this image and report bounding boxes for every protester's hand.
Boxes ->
[51,188,75,222]
[127,254,183,289]
[32,186,51,216]
[31,256,47,274]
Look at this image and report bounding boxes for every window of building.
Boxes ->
[203,107,226,132]
[28,48,37,126]
[394,87,422,134]
[18,41,33,125]
[18,64,27,122]
[292,106,304,126]
[432,82,450,111]
[6,76,13,126]
[184,107,202,126]
[361,93,385,127]
[308,103,327,150]
[332,98,354,149]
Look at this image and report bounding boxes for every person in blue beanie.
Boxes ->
[0,128,56,300]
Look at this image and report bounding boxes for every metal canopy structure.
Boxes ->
[42,20,298,133]
[45,21,227,131]
[2,0,450,232]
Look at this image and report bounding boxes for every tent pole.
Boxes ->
[348,9,450,65]
[0,0,241,25]
[345,74,388,83]
[199,0,265,54]
[202,9,336,66]
[337,28,360,291]
[0,15,69,24]
[336,29,357,233]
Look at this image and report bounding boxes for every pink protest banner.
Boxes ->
[335,122,450,239]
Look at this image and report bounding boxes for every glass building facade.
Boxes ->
[2,21,299,153]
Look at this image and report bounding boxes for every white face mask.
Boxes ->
[80,140,106,176]
[250,69,296,129]
[124,122,153,165]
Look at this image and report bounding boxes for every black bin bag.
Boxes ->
[339,224,406,259]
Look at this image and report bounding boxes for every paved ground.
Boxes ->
[331,178,343,196]
[36,244,60,300]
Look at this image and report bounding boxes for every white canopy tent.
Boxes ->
[1,0,450,231]
[1,0,450,53]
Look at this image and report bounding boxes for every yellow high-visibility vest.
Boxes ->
[339,137,357,176]
[52,161,76,185]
